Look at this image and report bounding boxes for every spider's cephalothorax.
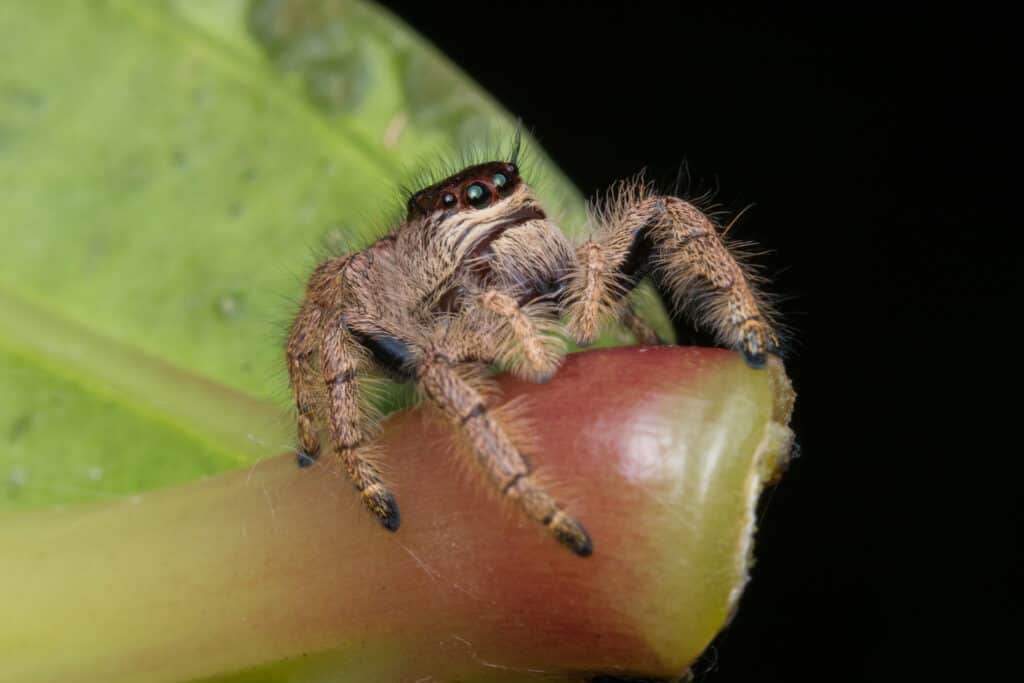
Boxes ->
[287,152,780,557]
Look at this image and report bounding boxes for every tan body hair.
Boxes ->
[286,158,779,556]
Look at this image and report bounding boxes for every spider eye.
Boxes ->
[466,182,491,209]
[442,192,457,208]
[493,172,509,190]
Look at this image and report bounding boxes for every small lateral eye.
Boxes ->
[442,192,457,208]
[466,182,491,209]
[493,172,509,190]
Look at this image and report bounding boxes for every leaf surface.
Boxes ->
[0,0,599,509]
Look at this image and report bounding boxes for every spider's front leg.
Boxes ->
[416,348,592,556]
[322,317,402,530]
[289,307,400,531]
[471,290,565,382]
[564,185,779,367]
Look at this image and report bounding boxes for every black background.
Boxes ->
[380,5,1008,682]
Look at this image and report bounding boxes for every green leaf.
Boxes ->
[0,0,666,511]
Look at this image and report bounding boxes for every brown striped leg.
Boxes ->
[417,353,592,556]
[476,290,564,382]
[564,179,778,367]
[653,197,779,367]
[563,193,662,345]
[563,241,617,346]
[286,303,324,467]
[320,317,400,531]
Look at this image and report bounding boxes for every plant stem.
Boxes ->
[0,347,794,683]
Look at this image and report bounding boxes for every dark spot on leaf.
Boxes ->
[306,58,370,113]
[247,0,370,113]
[8,413,33,443]
[1,83,45,111]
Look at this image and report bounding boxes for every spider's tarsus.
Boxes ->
[295,448,319,468]
[553,517,593,557]
[743,334,782,368]
[742,350,767,369]
[378,492,401,532]
[569,530,594,558]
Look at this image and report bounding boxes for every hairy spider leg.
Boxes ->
[286,303,324,466]
[473,290,565,382]
[653,197,779,366]
[319,313,401,531]
[417,351,592,557]
[564,181,778,367]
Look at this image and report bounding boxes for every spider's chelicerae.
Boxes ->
[286,143,779,557]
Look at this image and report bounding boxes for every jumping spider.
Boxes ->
[286,142,779,557]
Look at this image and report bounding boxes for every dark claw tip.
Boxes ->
[558,521,593,557]
[742,350,767,369]
[295,449,318,468]
[380,493,401,532]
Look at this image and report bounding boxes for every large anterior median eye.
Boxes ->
[466,182,491,209]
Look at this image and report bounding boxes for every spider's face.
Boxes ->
[406,161,523,219]
[406,161,548,264]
